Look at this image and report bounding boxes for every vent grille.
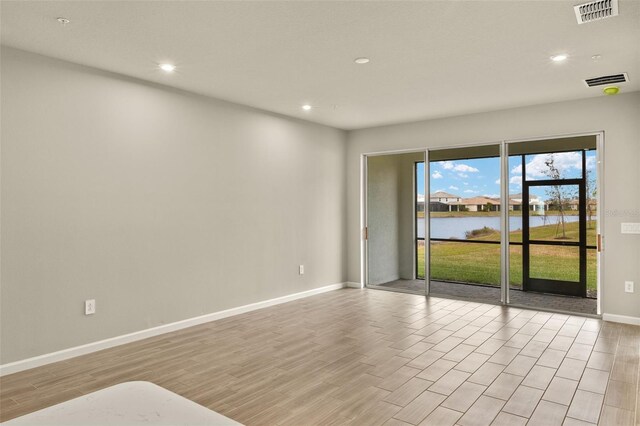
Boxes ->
[574,0,619,24]
[584,73,628,87]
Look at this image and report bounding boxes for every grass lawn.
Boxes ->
[417,220,597,295]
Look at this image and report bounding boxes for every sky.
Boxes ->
[417,150,596,200]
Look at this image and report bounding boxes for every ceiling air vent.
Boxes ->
[574,0,619,24]
[584,73,628,87]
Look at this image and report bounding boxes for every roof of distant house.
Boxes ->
[430,191,460,198]
[509,193,541,202]
[450,196,501,205]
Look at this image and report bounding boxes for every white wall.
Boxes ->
[0,47,347,364]
[2,46,638,367]
[347,93,640,318]
[366,155,401,285]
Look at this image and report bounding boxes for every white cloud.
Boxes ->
[453,164,479,173]
[512,152,585,181]
[432,170,443,179]
[440,161,455,170]
[438,161,479,173]
[495,178,500,185]
[457,173,469,178]
[510,175,522,187]
[463,182,469,186]
[464,189,477,194]
[483,193,500,198]
[449,185,459,190]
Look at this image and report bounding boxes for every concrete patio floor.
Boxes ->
[378,279,597,315]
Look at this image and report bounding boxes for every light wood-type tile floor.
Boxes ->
[0,288,638,425]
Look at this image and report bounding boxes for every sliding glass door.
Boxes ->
[362,134,601,315]
[420,145,502,304]
[523,179,586,297]
[507,137,599,314]
[365,151,426,295]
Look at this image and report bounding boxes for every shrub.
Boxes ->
[465,226,499,239]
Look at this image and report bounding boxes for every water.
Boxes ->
[417,215,580,239]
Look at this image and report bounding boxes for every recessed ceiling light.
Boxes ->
[354,57,370,64]
[591,54,602,61]
[302,104,312,111]
[56,17,70,25]
[159,63,176,73]
[550,54,568,62]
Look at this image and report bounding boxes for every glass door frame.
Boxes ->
[361,148,429,296]
[423,145,503,297]
[522,174,587,297]
[504,132,604,315]
[360,132,603,316]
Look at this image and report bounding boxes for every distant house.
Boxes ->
[424,192,552,213]
[416,194,425,212]
[568,198,598,211]
[449,196,501,212]
[509,193,545,213]
[429,201,450,212]
[429,191,462,212]
[430,191,462,203]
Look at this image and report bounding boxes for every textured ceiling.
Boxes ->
[2,1,639,130]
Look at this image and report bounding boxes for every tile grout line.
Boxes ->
[564,322,604,423]
[596,323,627,425]
[0,289,636,425]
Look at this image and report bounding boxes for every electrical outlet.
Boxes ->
[85,299,96,315]
[299,265,304,275]
[624,281,634,293]
[621,223,640,234]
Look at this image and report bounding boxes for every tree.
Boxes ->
[543,154,571,239]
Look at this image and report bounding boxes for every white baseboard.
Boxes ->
[602,313,640,325]
[0,282,347,377]
[346,281,363,289]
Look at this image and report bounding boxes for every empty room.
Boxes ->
[1,1,639,425]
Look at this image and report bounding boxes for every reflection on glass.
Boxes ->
[529,245,579,282]
[509,245,523,288]
[417,240,425,279]
[585,151,598,246]
[416,162,425,239]
[587,248,597,298]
